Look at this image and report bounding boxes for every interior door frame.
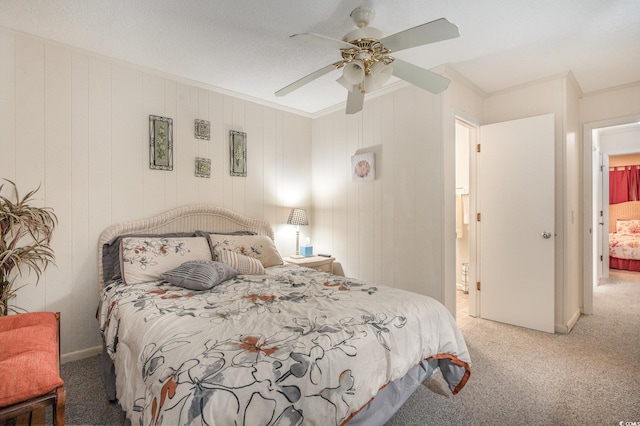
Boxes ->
[601,153,610,277]
[455,116,479,318]
[582,114,640,316]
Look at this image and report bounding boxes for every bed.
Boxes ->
[96,204,471,425]
[609,201,640,272]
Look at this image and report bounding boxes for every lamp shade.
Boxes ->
[287,208,309,226]
[342,60,365,85]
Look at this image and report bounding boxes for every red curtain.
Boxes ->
[610,166,640,204]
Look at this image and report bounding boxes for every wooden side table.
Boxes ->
[284,255,335,274]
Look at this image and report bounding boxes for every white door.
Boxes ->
[478,113,555,333]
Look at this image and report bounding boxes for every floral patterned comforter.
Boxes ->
[98,265,471,425]
[609,233,640,260]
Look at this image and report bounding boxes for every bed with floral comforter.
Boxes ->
[609,218,640,271]
[98,264,470,425]
[96,205,471,425]
[609,232,640,271]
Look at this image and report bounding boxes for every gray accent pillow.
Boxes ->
[161,260,237,290]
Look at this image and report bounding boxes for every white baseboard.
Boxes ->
[554,308,582,334]
[61,345,102,364]
[566,308,582,332]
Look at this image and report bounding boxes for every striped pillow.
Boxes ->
[161,260,237,290]
[216,249,265,275]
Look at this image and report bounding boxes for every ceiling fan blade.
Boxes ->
[346,90,364,114]
[380,18,459,52]
[290,32,355,50]
[275,63,336,97]
[391,58,450,94]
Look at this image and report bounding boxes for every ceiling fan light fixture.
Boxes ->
[370,61,393,87]
[336,75,356,92]
[342,60,366,85]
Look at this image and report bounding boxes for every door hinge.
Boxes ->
[476,144,481,153]
[600,210,603,217]
[476,281,481,291]
[477,212,481,222]
[600,255,603,261]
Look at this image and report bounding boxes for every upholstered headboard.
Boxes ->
[609,201,640,233]
[97,204,275,292]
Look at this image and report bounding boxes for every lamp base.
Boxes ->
[290,254,304,259]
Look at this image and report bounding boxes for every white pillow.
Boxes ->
[120,237,212,284]
[216,249,265,275]
[616,219,640,234]
[208,234,283,268]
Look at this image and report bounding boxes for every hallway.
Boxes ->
[456,289,473,329]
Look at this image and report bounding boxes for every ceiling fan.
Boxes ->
[275,6,460,114]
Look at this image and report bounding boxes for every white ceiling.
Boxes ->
[2,0,639,115]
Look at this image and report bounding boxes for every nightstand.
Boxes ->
[284,255,335,274]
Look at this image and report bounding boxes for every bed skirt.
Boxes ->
[100,342,438,425]
[610,256,640,272]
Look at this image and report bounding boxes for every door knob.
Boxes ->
[542,231,552,239]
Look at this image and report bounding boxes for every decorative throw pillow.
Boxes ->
[120,237,212,284]
[216,249,265,275]
[208,234,283,268]
[161,260,237,290]
[102,232,197,283]
[617,219,640,234]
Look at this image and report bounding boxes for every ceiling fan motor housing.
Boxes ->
[350,6,375,28]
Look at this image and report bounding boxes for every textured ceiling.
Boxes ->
[2,0,639,115]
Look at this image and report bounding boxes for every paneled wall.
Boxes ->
[0,29,312,357]
[311,87,445,298]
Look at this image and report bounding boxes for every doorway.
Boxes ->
[583,115,640,315]
[453,114,556,333]
[591,123,640,283]
[454,118,476,328]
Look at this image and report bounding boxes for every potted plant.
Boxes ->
[0,179,57,315]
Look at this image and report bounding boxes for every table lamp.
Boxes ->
[287,208,309,258]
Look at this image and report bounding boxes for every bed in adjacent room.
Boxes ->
[96,204,471,425]
[609,201,640,272]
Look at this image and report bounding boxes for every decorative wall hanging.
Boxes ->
[351,152,375,182]
[149,115,173,171]
[229,130,247,177]
[195,157,211,178]
[194,119,211,140]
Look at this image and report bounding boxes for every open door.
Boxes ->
[478,114,555,333]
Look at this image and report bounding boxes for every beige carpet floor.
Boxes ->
[387,269,640,425]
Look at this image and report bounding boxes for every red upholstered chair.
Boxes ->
[0,312,65,426]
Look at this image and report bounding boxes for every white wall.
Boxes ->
[0,28,312,358]
[311,86,445,298]
[581,83,640,125]
[600,128,640,155]
[564,75,582,331]
[311,70,485,315]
